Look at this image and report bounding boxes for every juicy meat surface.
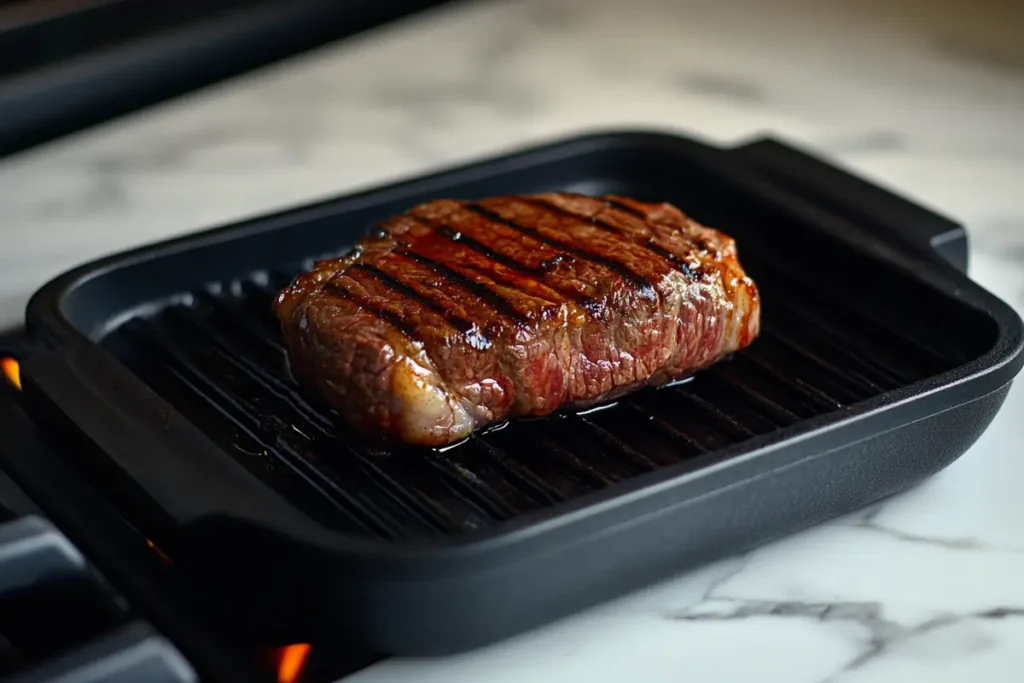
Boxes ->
[274,194,760,446]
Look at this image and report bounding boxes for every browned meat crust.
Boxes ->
[274,193,760,446]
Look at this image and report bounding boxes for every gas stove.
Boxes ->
[0,327,380,682]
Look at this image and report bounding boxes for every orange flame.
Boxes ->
[276,643,311,683]
[145,538,172,564]
[1,357,20,391]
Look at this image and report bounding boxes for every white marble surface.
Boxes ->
[2,0,1024,680]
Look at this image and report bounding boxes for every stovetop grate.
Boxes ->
[100,247,972,541]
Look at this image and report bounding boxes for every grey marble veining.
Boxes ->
[0,0,1023,680]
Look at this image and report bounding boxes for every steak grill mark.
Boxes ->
[429,222,595,310]
[602,197,646,218]
[524,196,702,282]
[349,263,492,349]
[604,197,713,263]
[321,282,419,339]
[393,248,531,325]
[463,202,660,302]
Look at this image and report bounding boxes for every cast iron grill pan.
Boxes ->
[20,132,1024,654]
[101,240,973,539]
[93,137,987,540]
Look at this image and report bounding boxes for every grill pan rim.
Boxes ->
[21,129,1024,564]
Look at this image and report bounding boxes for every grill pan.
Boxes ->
[15,131,1024,655]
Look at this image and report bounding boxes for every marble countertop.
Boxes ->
[2,0,1023,680]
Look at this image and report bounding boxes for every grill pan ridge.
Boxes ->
[19,132,1024,654]
[98,236,971,539]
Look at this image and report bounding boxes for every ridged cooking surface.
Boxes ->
[101,254,969,540]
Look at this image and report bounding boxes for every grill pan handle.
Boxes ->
[732,137,968,273]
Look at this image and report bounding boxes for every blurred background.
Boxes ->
[2,0,1021,329]
[2,0,1021,153]
[0,0,455,157]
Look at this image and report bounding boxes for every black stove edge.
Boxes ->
[4,621,197,683]
[0,459,40,522]
[0,392,280,683]
[0,0,461,159]
[0,514,196,682]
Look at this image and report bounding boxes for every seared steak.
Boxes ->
[274,193,760,446]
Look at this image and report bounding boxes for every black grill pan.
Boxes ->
[17,131,1024,655]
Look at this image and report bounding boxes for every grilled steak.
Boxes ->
[274,193,760,446]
